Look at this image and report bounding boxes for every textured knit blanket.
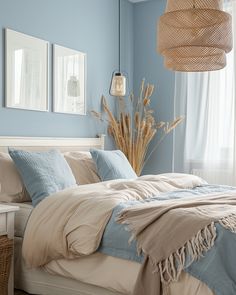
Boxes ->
[117,189,236,295]
[98,184,236,262]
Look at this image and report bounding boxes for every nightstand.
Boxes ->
[0,205,19,295]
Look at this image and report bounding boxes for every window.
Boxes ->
[173,1,236,185]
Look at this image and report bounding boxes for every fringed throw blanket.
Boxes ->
[117,192,236,295]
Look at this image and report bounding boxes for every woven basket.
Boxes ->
[0,236,13,295]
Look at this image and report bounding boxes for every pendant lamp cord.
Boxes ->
[193,0,196,9]
[119,0,121,72]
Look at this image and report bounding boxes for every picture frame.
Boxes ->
[53,44,86,115]
[5,28,49,112]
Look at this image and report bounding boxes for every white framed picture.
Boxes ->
[53,44,86,115]
[5,28,49,112]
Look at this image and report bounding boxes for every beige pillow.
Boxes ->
[0,152,31,203]
[64,151,100,185]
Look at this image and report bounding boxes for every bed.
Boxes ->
[0,136,231,295]
[0,135,139,295]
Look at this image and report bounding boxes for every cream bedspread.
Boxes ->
[22,173,205,268]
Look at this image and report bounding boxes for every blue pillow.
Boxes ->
[8,149,76,207]
[90,149,137,181]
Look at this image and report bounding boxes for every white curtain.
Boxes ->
[173,0,236,185]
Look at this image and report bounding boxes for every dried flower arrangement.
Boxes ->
[91,79,183,176]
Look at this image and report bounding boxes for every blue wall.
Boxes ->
[133,0,176,174]
[0,0,133,149]
[0,0,177,173]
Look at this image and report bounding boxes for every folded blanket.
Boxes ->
[117,192,236,295]
[99,184,236,263]
[22,173,204,267]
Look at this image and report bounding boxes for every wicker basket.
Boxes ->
[0,236,13,295]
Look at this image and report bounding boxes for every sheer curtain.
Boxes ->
[173,0,236,185]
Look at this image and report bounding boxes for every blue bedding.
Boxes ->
[98,184,236,295]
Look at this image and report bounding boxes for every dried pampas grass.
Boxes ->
[92,79,183,176]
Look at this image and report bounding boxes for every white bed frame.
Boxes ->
[0,135,124,295]
[0,135,105,153]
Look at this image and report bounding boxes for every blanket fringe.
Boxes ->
[156,214,236,284]
[118,212,236,285]
[219,213,236,233]
[155,222,216,284]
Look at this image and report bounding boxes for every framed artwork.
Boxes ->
[53,44,86,115]
[5,28,49,111]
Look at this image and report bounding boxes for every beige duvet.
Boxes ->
[22,173,213,294]
[23,173,205,267]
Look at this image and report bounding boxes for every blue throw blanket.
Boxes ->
[98,184,236,295]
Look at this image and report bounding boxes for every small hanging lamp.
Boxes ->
[110,0,128,97]
[110,71,127,97]
[157,0,233,72]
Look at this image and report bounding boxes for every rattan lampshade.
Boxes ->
[158,0,233,72]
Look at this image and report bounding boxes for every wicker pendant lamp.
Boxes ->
[158,0,233,72]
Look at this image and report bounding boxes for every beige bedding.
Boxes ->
[22,173,205,268]
[12,176,215,295]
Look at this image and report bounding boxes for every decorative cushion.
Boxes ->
[64,151,101,185]
[0,152,30,203]
[9,149,76,207]
[90,149,137,181]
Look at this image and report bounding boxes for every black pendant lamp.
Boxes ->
[110,0,127,97]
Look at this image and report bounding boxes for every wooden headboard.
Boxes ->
[0,135,105,153]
